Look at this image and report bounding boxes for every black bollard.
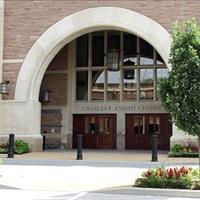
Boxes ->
[7,133,15,158]
[43,135,46,151]
[151,134,158,162]
[76,134,83,160]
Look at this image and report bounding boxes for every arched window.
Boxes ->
[75,30,168,102]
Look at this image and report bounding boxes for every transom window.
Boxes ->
[75,30,168,102]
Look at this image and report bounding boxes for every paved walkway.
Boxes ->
[0,150,198,193]
[0,149,198,163]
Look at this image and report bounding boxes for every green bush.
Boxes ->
[168,152,198,157]
[169,144,198,157]
[134,167,199,190]
[14,140,29,154]
[0,143,8,153]
[0,140,29,154]
[171,144,183,153]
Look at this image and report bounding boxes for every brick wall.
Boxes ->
[3,63,20,100]
[41,109,63,149]
[3,0,200,100]
[47,45,68,71]
[4,0,200,59]
[40,43,68,146]
[40,73,68,106]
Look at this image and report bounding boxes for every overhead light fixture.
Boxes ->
[107,49,119,71]
[0,81,9,95]
[43,90,51,103]
[124,70,135,79]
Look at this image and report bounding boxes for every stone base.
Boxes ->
[65,134,72,149]
[0,135,43,152]
[170,136,198,148]
[116,134,125,150]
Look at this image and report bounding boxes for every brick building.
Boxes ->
[0,0,199,151]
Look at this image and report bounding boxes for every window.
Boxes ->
[76,35,88,67]
[91,70,105,100]
[140,38,153,65]
[108,31,120,51]
[123,69,137,100]
[140,69,153,100]
[156,68,169,99]
[107,71,120,100]
[123,34,137,65]
[156,52,164,65]
[92,31,104,66]
[133,115,160,135]
[76,71,88,100]
[75,31,168,102]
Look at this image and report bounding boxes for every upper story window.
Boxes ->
[75,30,168,102]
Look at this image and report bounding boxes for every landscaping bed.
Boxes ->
[169,144,199,158]
[134,167,200,190]
[0,140,29,154]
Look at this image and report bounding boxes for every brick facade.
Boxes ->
[1,1,199,150]
[3,0,200,100]
[41,108,63,149]
[39,45,68,106]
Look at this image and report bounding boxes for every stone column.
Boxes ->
[64,41,75,149]
[116,112,125,150]
[170,124,198,147]
[0,100,43,151]
[0,0,4,101]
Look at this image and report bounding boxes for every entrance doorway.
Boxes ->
[73,114,116,149]
[126,114,172,150]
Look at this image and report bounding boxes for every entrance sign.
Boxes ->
[80,104,165,113]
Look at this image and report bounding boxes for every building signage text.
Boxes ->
[81,105,164,112]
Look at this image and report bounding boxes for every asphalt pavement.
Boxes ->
[0,150,199,200]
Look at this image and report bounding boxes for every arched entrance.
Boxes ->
[13,7,171,151]
[15,7,171,101]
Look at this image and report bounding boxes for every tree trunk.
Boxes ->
[198,135,200,179]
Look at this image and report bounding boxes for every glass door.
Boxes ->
[126,114,172,150]
[73,114,116,149]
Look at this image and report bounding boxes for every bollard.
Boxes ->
[43,135,46,151]
[76,134,83,160]
[7,133,15,158]
[151,134,158,162]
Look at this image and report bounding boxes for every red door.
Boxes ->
[73,114,116,149]
[126,114,172,150]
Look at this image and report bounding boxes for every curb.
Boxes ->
[100,186,200,198]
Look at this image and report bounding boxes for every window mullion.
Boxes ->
[137,36,140,102]
[74,39,77,102]
[88,33,92,102]
[104,31,107,102]
[120,32,123,101]
[153,48,156,101]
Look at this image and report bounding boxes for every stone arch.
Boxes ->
[15,7,171,101]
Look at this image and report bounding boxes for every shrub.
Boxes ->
[134,167,199,190]
[171,144,183,153]
[0,143,8,153]
[14,140,29,154]
[0,140,30,154]
[169,144,198,157]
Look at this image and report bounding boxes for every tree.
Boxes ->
[159,19,200,172]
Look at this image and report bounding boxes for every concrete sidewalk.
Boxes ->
[0,150,198,193]
[0,159,198,193]
[0,149,198,163]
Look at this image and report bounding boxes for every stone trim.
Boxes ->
[46,70,68,74]
[0,0,4,101]
[3,59,24,64]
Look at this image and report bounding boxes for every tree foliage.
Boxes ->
[159,19,200,136]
